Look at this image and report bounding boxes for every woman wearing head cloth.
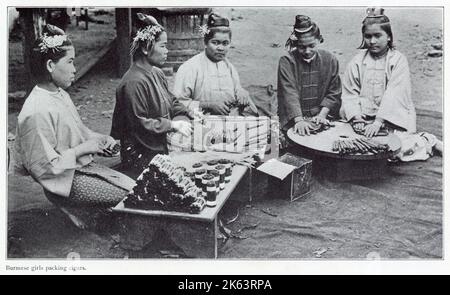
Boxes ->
[277,15,342,136]
[341,8,416,137]
[111,13,196,176]
[173,13,258,116]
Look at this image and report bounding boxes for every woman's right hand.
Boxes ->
[74,138,103,157]
[351,116,366,133]
[171,120,192,137]
[202,100,231,115]
[294,120,313,136]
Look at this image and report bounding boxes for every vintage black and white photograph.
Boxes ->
[5,3,444,265]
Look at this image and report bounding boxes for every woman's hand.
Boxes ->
[74,138,103,157]
[188,109,205,121]
[311,107,330,125]
[311,116,329,125]
[351,115,366,133]
[294,120,313,136]
[201,100,231,115]
[171,120,192,137]
[100,136,117,150]
[236,88,250,107]
[98,136,119,156]
[364,121,382,138]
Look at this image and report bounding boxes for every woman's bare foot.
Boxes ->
[434,139,443,156]
[58,207,88,230]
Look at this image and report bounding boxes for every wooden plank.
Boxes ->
[161,15,167,30]
[182,14,191,35]
[113,165,248,222]
[74,39,115,82]
[189,15,195,33]
[115,8,132,77]
[167,49,198,57]
[166,34,203,40]
[177,15,183,33]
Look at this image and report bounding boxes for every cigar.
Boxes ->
[356,138,372,150]
[338,140,345,155]
[332,141,338,151]
[353,140,367,153]
[247,123,266,131]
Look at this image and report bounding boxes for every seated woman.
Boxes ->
[277,15,342,136]
[173,13,258,116]
[341,8,416,137]
[111,13,194,176]
[13,25,135,229]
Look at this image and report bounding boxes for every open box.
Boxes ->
[256,153,312,201]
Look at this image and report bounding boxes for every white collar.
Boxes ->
[35,85,62,95]
[302,53,317,63]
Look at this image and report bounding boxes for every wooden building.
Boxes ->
[116,8,211,76]
[16,8,211,90]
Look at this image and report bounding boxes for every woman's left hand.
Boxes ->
[189,109,205,121]
[364,122,382,138]
[311,116,329,125]
[100,136,117,150]
[236,88,250,106]
[236,88,259,116]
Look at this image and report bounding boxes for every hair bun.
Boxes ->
[45,24,66,36]
[366,7,385,18]
[293,15,314,33]
[137,13,159,26]
[207,13,229,28]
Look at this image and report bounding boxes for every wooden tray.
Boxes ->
[112,165,247,222]
[287,121,401,160]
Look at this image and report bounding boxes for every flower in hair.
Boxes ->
[197,24,210,37]
[133,25,163,43]
[289,33,298,41]
[38,33,67,53]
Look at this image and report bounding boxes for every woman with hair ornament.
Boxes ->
[173,13,258,116]
[341,8,417,137]
[277,15,342,136]
[111,13,196,176]
[13,25,135,229]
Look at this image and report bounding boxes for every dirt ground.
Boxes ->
[7,7,443,259]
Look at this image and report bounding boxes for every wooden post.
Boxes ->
[84,8,88,30]
[115,8,132,77]
[18,8,45,92]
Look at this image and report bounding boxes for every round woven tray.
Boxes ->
[287,121,401,160]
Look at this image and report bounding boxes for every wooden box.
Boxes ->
[257,153,312,201]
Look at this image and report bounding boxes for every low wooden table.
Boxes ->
[113,158,248,258]
[287,122,401,181]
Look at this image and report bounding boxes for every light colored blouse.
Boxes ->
[14,86,94,197]
[341,49,416,132]
[173,52,257,114]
